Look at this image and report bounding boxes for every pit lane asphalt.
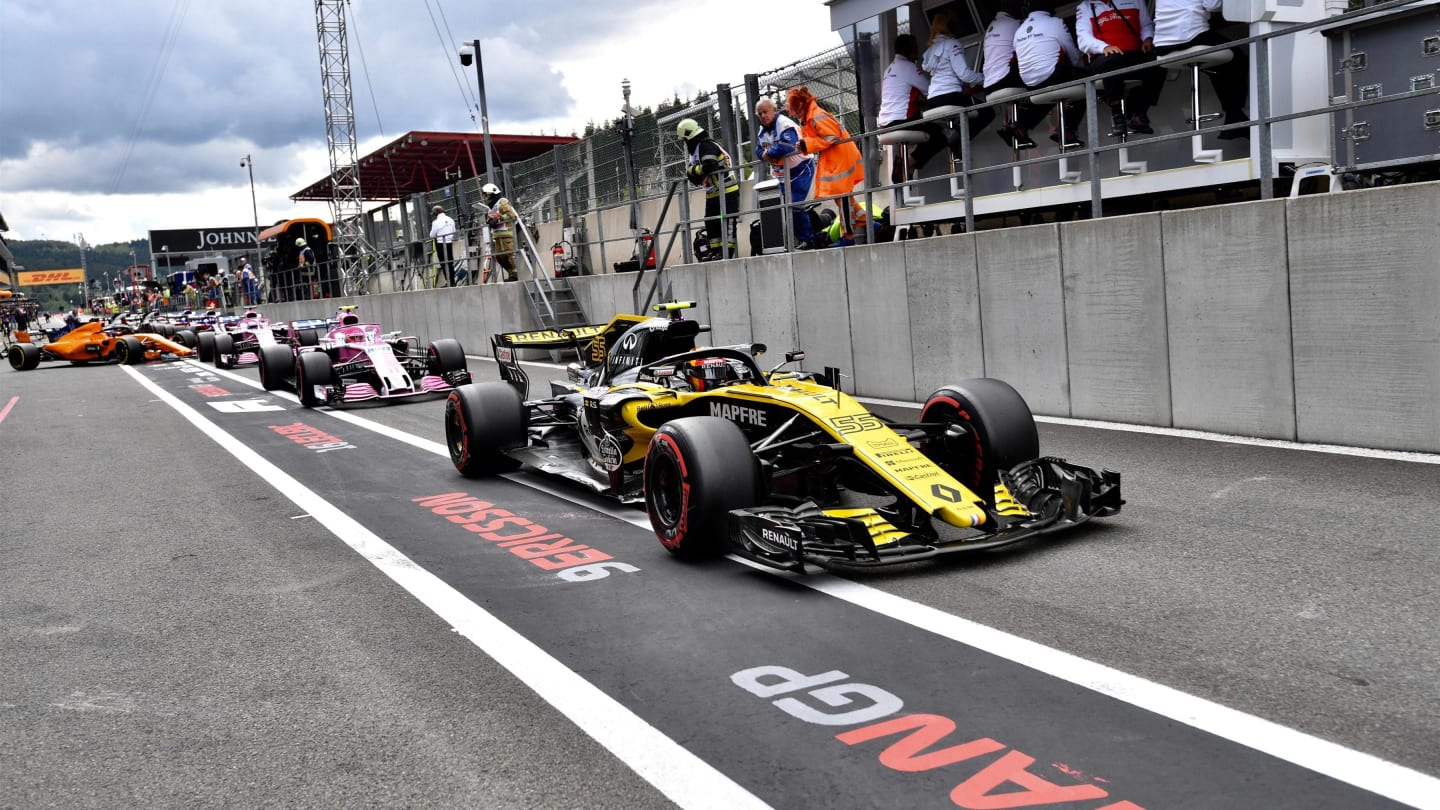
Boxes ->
[2,357,1437,808]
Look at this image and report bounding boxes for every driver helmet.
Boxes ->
[295,238,307,247]
[346,331,366,343]
[685,357,734,392]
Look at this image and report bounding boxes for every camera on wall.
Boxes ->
[458,44,474,66]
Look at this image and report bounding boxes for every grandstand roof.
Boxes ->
[290,131,578,203]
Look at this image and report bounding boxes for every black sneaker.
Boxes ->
[1109,112,1128,137]
[1128,114,1153,134]
[1050,133,1084,149]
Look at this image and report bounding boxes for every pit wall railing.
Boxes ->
[253,178,1440,455]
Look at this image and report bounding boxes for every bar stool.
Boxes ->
[1030,84,1087,184]
[1113,78,1147,175]
[921,104,980,199]
[986,86,1030,191]
[1171,44,1235,163]
[877,129,929,206]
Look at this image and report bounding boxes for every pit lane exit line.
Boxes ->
[190,360,1440,809]
[0,395,18,425]
[122,363,771,810]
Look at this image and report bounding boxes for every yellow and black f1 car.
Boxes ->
[444,302,1122,571]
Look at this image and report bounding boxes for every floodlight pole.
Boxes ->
[466,39,498,190]
[241,155,263,267]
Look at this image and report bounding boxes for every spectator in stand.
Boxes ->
[1077,0,1165,136]
[786,86,867,247]
[429,204,458,286]
[1152,0,1249,138]
[1010,0,1089,149]
[921,10,996,147]
[754,97,816,249]
[983,0,1042,149]
[878,34,946,185]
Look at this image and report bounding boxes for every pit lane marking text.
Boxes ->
[269,422,356,452]
[733,665,1144,810]
[413,492,639,582]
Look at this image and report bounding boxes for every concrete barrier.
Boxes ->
[975,223,1071,415]
[1061,212,1172,426]
[243,179,1440,452]
[1163,199,1296,439]
[1287,182,1440,452]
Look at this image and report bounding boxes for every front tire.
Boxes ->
[8,343,41,371]
[173,329,198,348]
[445,382,526,476]
[427,338,467,379]
[920,378,1040,495]
[258,345,293,391]
[196,331,216,363]
[213,333,236,368]
[296,351,334,407]
[644,416,758,558]
[114,336,146,365]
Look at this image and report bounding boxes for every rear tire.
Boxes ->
[644,416,758,558]
[297,328,319,346]
[296,351,334,407]
[445,382,526,476]
[8,343,41,371]
[920,378,1040,495]
[173,329,198,348]
[427,338,466,376]
[258,345,293,391]
[115,336,145,365]
[197,331,216,363]
[213,333,235,369]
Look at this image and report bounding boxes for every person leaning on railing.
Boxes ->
[754,97,817,250]
[1152,0,1250,138]
[787,86,866,247]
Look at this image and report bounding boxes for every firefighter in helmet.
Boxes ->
[481,182,520,283]
[677,118,740,261]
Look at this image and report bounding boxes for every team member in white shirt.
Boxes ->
[920,10,997,151]
[984,0,1042,150]
[878,34,948,183]
[1011,0,1088,149]
[1152,0,1249,138]
[1076,0,1166,136]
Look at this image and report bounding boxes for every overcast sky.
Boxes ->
[0,0,842,246]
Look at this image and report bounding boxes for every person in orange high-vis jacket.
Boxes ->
[787,86,866,245]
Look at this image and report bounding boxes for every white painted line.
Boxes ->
[193,361,1440,808]
[124,364,772,810]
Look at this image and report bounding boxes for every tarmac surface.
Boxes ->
[1,355,1436,809]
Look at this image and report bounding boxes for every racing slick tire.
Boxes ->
[296,351,335,408]
[258,345,293,391]
[920,378,1040,494]
[427,339,467,376]
[7,342,41,371]
[196,331,216,363]
[173,329,198,349]
[445,382,526,476]
[114,336,146,365]
[297,328,320,347]
[644,416,758,558]
[212,333,236,369]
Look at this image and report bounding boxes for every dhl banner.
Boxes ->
[18,269,86,285]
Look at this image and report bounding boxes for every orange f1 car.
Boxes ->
[6,320,195,370]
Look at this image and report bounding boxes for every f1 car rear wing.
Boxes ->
[491,323,617,399]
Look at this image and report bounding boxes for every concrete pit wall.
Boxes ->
[253,179,1440,453]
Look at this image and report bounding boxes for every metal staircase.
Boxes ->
[513,218,590,359]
